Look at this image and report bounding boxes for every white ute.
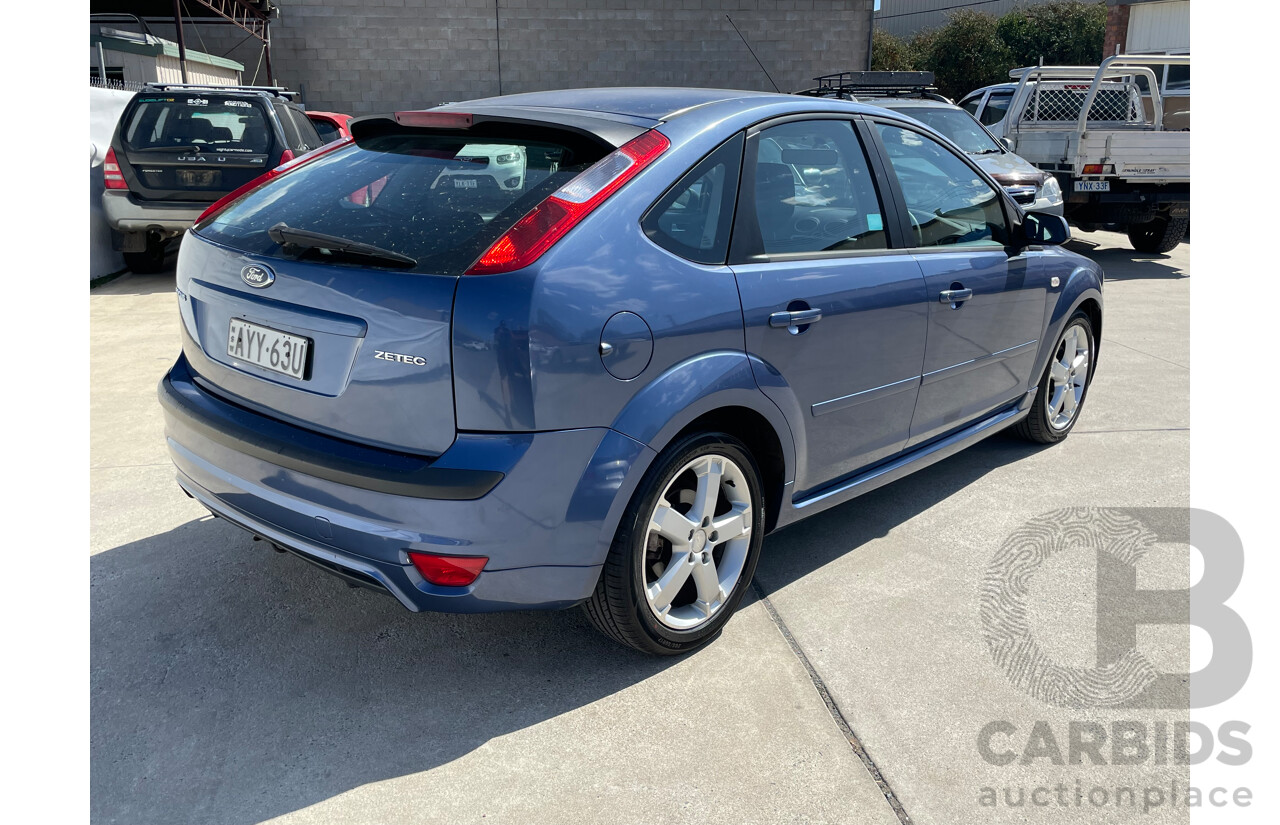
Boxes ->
[961,54,1190,253]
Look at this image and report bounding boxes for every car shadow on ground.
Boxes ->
[91,431,1046,824]
[91,515,684,824]
[1064,237,1188,281]
[753,432,1047,594]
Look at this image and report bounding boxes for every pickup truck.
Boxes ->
[959,55,1190,253]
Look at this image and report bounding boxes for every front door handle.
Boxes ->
[939,288,973,305]
[769,308,823,329]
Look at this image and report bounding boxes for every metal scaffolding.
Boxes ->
[172,1,275,84]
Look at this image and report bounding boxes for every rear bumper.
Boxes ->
[101,189,206,233]
[160,358,653,613]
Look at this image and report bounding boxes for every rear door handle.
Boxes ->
[769,308,823,329]
[939,288,973,304]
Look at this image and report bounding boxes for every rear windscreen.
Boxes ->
[123,94,274,154]
[194,127,610,274]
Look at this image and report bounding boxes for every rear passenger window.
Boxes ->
[749,119,887,255]
[642,133,742,265]
[287,107,324,151]
[979,93,1011,126]
[875,123,1009,249]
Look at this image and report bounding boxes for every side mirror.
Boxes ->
[998,137,1013,152]
[1022,212,1071,246]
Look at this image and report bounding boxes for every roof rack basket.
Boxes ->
[143,82,299,100]
[797,71,950,103]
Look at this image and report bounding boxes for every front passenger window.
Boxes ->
[875,123,1009,249]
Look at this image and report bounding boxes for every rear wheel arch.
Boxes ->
[659,406,788,535]
[608,353,797,511]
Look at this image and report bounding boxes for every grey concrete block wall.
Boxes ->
[149,0,872,114]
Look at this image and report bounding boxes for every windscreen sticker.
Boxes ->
[186,98,209,106]
[867,213,883,231]
[223,100,252,108]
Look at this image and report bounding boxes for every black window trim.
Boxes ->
[727,113,911,266]
[860,114,1022,254]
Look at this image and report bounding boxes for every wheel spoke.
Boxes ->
[647,552,694,613]
[1048,384,1067,417]
[1049,358,1070,384]
[690,458,724,526]
[1073,351,1089,382]
[650,500,697,546]
[1062,385,1079,416]
[691,555,726,612]
[711,503,752,543]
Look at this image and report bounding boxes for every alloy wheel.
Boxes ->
[1046,321,1090,430]
[641,453,753,630]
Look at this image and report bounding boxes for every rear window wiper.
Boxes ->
[267,223,418,269]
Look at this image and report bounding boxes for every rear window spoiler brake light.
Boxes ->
[393,111,475,130]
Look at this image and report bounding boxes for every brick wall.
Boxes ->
[149,0,873,115]
[1103,3,1131,58]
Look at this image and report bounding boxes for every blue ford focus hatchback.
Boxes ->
[160,88,1102,654]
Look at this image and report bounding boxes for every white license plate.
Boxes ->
[1075,180,1111,192]
[227,318,309,379]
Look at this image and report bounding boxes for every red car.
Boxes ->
[304,111,352,144]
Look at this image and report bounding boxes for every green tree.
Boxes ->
[997,1,1107,68]
[871,28,916,71]
[915,10,1012,101]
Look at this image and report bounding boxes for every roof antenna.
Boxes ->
[726,14,781,93]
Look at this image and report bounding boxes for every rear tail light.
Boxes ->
[408,552,488,587]
[103,147,128,190]
[1081,164,1114,175]
[465,129,671,275]
[194,137,353,226]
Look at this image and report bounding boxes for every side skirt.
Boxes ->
[773,389,1036,530]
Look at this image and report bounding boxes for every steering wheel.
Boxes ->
[907,210,924,246]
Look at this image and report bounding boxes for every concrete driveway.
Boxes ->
[91,230,1189,825]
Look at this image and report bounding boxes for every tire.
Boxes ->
[123,237,169,274]
[1127,214,1187,254]
[583,432,766,655]
[1014,311,1095,445]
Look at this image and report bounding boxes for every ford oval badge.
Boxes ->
[241,264,275,288]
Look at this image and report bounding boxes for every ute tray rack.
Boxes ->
[797,71,951,103]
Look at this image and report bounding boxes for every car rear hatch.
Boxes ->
[181,112,622,455]
[116,90,281,201]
